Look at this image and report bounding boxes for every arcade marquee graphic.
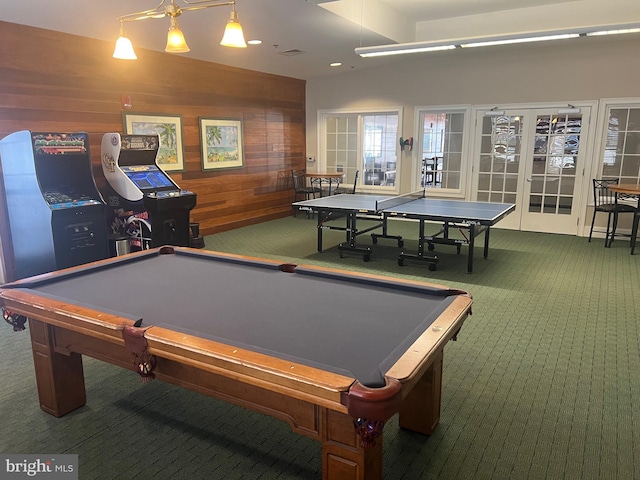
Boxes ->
[32,133,87,155]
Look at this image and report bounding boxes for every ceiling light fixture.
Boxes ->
[355,23,640,58]
[113,0,246,60]
[460,33,579,49]
[586,28,640,36]
[113,23,138,60]
[355,43,456,58]
[220,5,247,48]
[165,16,190,53]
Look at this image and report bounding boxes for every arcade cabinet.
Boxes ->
[100,133,196,252]
[0,130,109,281]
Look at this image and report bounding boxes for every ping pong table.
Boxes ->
[293,191,515,273]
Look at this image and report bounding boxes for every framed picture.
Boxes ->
[122,113,185,172]
[199,117,244,171]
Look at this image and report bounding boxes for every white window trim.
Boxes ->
[413,105,472,198]
[589,97,640,181]
[317,106,403,194]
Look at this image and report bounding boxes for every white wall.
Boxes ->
[306,34,640,196]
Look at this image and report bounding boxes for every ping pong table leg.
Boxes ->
[467,225,475,273]
[345,212,354,245]
[316,210,324,251]
[483,226,491,259]
[417,219,426,257]
[371,213,403,247]
[397,219,438,271]
[338,212,381,261]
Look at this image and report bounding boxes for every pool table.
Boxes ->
[1,246,472,480]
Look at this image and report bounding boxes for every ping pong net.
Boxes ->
[375,189,425,211]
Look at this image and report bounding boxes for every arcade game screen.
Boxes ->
[122,166,175,191]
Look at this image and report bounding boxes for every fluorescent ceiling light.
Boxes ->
[461,33,579,49]
[587,28,640,36]
[355,23,640,58]
[356,44,455,57]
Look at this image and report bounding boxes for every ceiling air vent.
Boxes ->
[278,49,306,56]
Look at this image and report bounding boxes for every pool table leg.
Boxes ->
[398,349,443,435]
[321,409,383,480]
[28,319,87,417]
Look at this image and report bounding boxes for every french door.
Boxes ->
[472,106,591,234]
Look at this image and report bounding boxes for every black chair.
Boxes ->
[608,190,640,248]
[364,170,383,186]
[631,210,640,254]
[589,179,636,245]
[421,157,442,187]
[333,170,359,195]
[292,169,321,217]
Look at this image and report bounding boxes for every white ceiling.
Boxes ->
[1,0,639,80]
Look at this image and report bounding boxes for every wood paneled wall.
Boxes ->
[0,21,306,236]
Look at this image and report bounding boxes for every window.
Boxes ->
[416,108,468,192]
[320,109,400,191]
[601,106,640,183]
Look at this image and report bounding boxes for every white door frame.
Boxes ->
[468,101,598,234]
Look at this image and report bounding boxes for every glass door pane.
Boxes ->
[419,112,464,190]
[476,114,522,206]
[362,114,398,187]
[529,114,580,215]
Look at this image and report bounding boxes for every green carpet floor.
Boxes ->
[1,216,638,479]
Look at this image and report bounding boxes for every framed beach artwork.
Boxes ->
[199,117,244,171]
[122,113,185,172]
